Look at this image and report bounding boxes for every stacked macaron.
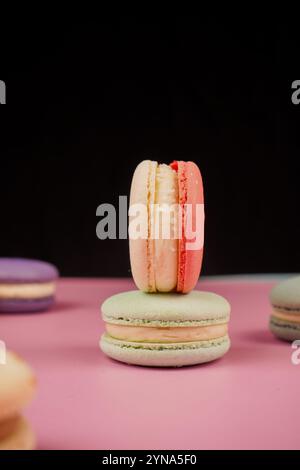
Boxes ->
[0,258,59,313]
[129,160,204,293]
[100,160,231,367]
[0,351,36,450]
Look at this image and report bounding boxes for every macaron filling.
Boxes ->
[152,164,179,292]
[144,161,188,293]
[0,282,56,300]
[105,322,228,343]
[271,310,300,324]
[102,333,229,351]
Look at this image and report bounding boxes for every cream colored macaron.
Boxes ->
[0,416,35,450]
[0,351,36,422]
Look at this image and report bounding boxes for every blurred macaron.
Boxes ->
[0,351,36,450]
[270,276,300,341]
[0,258,59,313]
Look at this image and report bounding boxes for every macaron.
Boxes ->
[129,160,204,293]
[0,351,36,450]
[0,416,35,451]
[0,351,36,422]
[270,276,300,341]
[0,258,59,313]
[100,290,230,367]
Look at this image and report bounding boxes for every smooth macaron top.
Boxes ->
[102,290,230,324]
[270,276,300,311]
[0,258,59,284]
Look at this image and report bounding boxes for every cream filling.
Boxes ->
[102,333,229,350]
[105,323,228,343]
[0,282,56,299]
[151,164,179,292]
[272,309,300,324]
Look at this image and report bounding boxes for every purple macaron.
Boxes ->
[0,258,59,313]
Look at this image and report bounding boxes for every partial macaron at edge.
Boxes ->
[0,416,36,451]
[270,275,300,310]
[270,316,300,341]
[271,309,300,323]
[0,351,37,422]
[269,277,300,341]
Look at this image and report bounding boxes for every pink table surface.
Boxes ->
[1,278,299,450]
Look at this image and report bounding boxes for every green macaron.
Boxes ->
[270,276,300,341]
[100,290,231,367]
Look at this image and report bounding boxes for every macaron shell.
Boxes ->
[0,416,36,450]
[176,161,204,293]
[102,290,230,323]
[0,296,55,313]
[129,160,157,292]
[0,258,59,284]
[100,334,230,367]
[270,276,300,311]
[0,352,36,421]
[270,316,300,341]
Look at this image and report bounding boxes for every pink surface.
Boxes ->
[1,278,299,450]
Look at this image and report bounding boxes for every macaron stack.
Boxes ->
[100,160,231,367]
[0,258,59,313]
[0,352,36,450]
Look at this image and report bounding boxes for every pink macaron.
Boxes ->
[129,160,204,293]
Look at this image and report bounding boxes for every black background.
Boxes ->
[0,19,299,277]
